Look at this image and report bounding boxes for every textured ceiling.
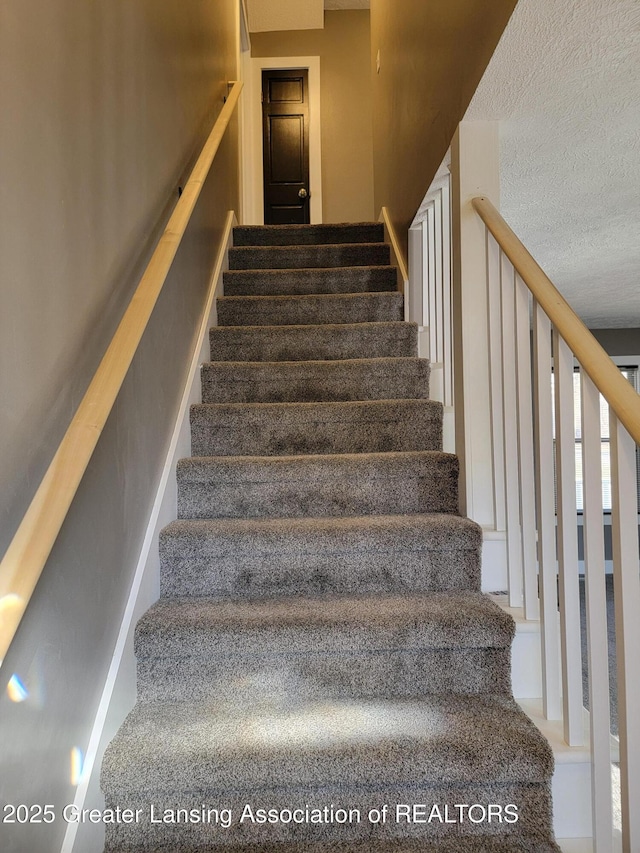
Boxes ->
[246,0,324,32]
[465,0,640,328]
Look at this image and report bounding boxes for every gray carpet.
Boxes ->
[101,223,559,851]
[216,292,404,327]
[223,266,398,297]
[209,321,418,362]
[228,243,391,270]
[200,358,431,404]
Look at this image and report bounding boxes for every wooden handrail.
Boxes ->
[472,196,640,447]
[380,207,409,287]
[0,81,243,664]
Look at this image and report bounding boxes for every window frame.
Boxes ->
[552,355,640,516]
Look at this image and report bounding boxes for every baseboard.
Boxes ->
[417,326,430,359]
[489,593,543,699]
[481,528,508,591]
[60,211,236,853]
[557,838,594,852]
[518,699,593,840]
[558,838,621,853]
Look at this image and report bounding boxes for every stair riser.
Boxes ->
[223,266,398,296]
[217,293,404,327]
[138,649,512,703]
[201,359,430,404]
[190,400,442,457]
[233,223,384,246]
[178,453,456,519]
[210,322,418,361]
[103,785,553,850]
[160,547,480,598]
[229,244,390,270]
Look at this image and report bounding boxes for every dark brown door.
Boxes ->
[262,69,310,225]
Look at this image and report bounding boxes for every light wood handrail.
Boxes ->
[380,207,409,288]
[0,81,243,664]
[472,196,640,447]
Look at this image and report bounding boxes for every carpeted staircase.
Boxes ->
[101,223,559,852]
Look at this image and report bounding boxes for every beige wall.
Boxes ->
[0,3,239,850]
[251,10,374,223]
[370,0,517,253]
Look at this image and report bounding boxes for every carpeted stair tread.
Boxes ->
[134,593,514,703]
[229,243,391,270]
[137,592,514,656]
[104,840,561,853]
[102,811,558,853]
[223,266,398,296]
[217,292,404,326]
[159,513,482,598]
[201,357,430,403]
[233,223,384,246]
[210,321,417,361]
[102,809,558,853]
[101,694,553,797]
[177,451,457,518]
[190,398,442,457]
[162,512,481,551]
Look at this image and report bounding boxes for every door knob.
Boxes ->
[298,188,308,199]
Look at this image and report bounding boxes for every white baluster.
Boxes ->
[433,189,444,366]
[407,224,423,327]
[581,372,613,850]
[426,205,437,360]
[533,302,562,719]
[440,181,453,408]
[501,254,523,607]
[553,332,583,746]
[515,275,538,620]
[420,215,429,331]
[487,235,506,536]
[609,412,640,852]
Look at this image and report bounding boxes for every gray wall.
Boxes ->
[0,2,239,850]
[590,328,640,357]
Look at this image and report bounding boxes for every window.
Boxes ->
[552,365,640,512]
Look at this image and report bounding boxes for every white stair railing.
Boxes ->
[408,166,454,449]
[471,196,640,852]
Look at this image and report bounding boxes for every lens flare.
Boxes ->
[7,674,29,703]
[70,747,84,785]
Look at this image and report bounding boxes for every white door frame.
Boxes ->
[241,55,323,225]
[237,0,251,225]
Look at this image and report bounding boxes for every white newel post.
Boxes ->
[450,122,506,591]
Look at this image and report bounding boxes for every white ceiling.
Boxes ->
[465,0,640,328]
